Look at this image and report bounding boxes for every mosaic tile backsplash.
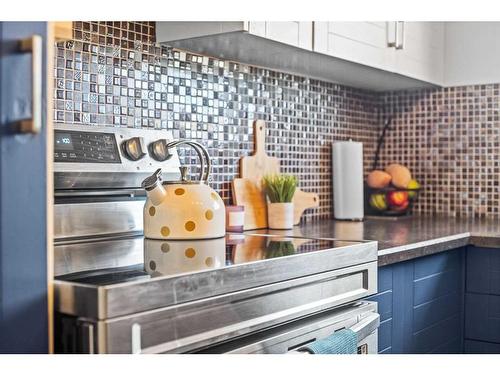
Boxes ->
[381,86,500,218]
[55,22,500,220]
[54,21,381,221]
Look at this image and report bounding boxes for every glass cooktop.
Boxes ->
[55,233,363,286]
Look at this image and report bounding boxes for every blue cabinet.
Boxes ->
[368,265,394,353]
[0,22,50,353]
[466,246,500,295]
[369,248,465,354]
[464,246,500,351]
[465,340,500,353]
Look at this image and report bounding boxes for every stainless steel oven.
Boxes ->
[53,123,379,354]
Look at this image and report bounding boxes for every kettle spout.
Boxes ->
[141,169,167,206]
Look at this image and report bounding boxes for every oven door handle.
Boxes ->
[350,312,379,342]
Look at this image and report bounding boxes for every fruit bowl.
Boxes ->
[365,185,421,216]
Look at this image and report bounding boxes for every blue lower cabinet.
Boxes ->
[368,266,394,353]
[466,246,500,296]
[369,248,465,354]
[464,246,500,352]
[465,340,500,354]
[465,293,500,344]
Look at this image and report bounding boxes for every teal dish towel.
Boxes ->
[300,329,358,354]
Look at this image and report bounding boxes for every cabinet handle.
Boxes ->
[18,35,42,134]
[395,21,405,50]
[387,21,397,47]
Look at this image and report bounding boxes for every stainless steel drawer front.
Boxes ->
[98,261,376,353]
[54,200,144,241]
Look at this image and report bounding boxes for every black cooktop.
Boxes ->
[55,233,361,286]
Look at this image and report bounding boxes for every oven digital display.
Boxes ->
[55,133,74,151]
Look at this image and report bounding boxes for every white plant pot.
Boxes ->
[267,202,294,229]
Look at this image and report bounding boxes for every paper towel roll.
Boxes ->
[332,141,364,220]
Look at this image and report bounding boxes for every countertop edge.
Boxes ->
[377,232,471,266]
[469,233,500,248]
[378,231,500,266]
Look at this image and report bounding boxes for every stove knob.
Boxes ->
[122,137,146,161]
[150,139,172,162]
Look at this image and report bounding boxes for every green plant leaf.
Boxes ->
[262,174,298,203]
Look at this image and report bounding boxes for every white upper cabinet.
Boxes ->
[314,22,396,72]
[156,21,444,90]
[248,22,313,50]
[156,22,313,50]
[392,22,444,86]
[313,22,444,86]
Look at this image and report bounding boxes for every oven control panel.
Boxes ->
[54,124,181,189]
[54,130,120,163]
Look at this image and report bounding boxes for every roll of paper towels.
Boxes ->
[332,141,364,220]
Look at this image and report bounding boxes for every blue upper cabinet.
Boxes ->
[0,22,51,353]
[369,248,465,354]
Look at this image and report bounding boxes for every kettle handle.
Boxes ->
[166,140,211,183]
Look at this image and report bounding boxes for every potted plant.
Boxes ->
[262,174,298,229]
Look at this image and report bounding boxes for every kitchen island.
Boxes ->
[272,215,500,354]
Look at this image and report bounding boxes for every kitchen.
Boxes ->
[2,1,500,370]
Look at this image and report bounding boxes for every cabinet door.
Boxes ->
[248,22,313,50]
[313,22,395,72]
[369,249,465,354]
[0,22,52,353]
[393,22,444,85]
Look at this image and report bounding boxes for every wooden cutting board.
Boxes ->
[232,178,268,230]
[237,119,319,227]
[240,119,280,184]
[293,189,320,225]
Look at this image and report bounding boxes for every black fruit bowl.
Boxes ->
[365,185,421,217]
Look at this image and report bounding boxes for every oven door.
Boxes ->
[198,301,379,354]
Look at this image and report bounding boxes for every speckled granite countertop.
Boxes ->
[255,215,500,266]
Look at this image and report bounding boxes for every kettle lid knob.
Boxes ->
[142,168,162,190]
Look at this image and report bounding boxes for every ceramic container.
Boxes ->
[225,205,244,232]
[267,202,294,229]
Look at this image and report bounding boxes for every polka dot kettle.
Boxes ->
[141,140,225,240]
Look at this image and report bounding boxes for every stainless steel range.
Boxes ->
[53,123,379,354]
